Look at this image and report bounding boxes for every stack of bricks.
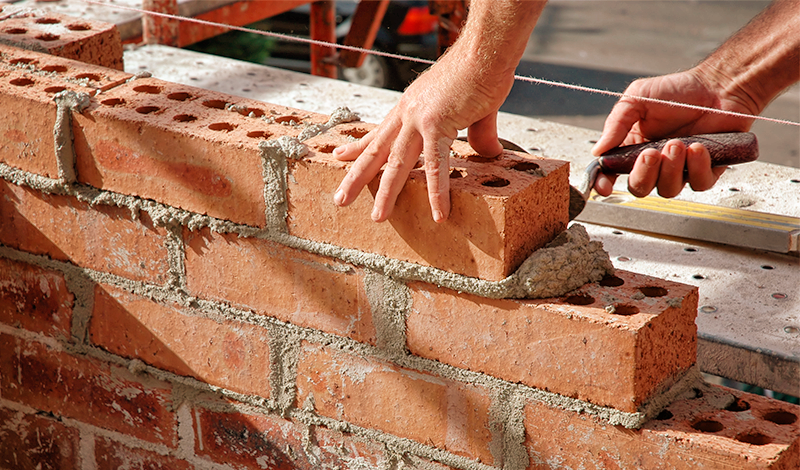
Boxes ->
[1,9,799,470]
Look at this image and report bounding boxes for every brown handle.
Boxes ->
[599,132,759,174]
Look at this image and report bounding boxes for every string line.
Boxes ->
[82,0,799,127]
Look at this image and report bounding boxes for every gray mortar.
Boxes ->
[52,90,90,183]
[488,388,529,470]
[365,271,410,359]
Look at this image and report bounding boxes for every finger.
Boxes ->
[423,135,453,223]
[333,128,376,161]
[594,173,617,196]
[656,140,688,198]
[370,129,423,222]
[627,148,662,197]
[467,113,503,157]
[685,143,719,191]
[592,99,644,156]
[334,137,392,207]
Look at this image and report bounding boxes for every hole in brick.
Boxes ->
[10,77,35,87]
[41,65,68,73]
[735,432,772,446]
[173,114,197,123]
[763,410,797,425]
[133,85,161,94]
[639,286,668,297]
[35,33,60,41]
[276,116,300,125]
[247,130,272,139]
[167,92,192,101]
[237,107,266,118]
[4,28,27,34]
[101,98,125,106]
[209,122,235,132]
[202,99,227,109]
[449,169,466,179]
[692,419,724,433]
[693,388,704,399]
[341,127,369,139]
[656,410,673,420]
[136,106,160,115]
[314,144,337,153]
[726,398,751,412]
[510,161,540,172]
[467,155,498,163]
[609,304,639,316]
[564,294,595,306]
[44,86,66,94]
[693,274,705,280]
[481,176,510,188]
[10,58,35,65]
[684,247,698,252]
[74,73,102,82]
[761,265,774,270]
[35,17,61,24]
[66,23,91,31]
[599,275,624,287]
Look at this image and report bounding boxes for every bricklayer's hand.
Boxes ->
[591,69,754,198]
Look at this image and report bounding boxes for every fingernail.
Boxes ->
[333,145,345,156]
[642,151,659,166]
[333,189,345,206]
[432,210,444,223]
[371,208,381,222]
[667,143,681,158]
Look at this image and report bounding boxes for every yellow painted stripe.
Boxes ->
[590,191,800,232]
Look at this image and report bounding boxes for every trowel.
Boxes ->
[567,132,759,220]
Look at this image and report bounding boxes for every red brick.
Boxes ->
[295,341,496,465]
[89,283,272,398]
[0,333,178,447]
[193,407,313,469]
[0,12,123,70]
[184,228,376,345]
[0,406,80,470]
[0,180,171,284]
[0,257,73,339]
[73,76,329,227]
[95,437,194,470]
[406,270,698,413]
[524,384,800,469]
[294,129,570,281]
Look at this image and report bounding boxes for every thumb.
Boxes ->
[467,112,504,157]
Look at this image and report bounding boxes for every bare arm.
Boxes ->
[592,0,800,198]
[334,0,547,223]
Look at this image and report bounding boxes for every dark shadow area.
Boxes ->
[501,60,643,118]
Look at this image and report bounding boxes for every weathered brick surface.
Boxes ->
[73,76,329,227]
[0,11,123,70]
[0,406,80,470]
[89,283,272,398]
[0,180,171,284]
[295,341,497,465]
[184,227,376,345]
[524,384,800,469]
[406,270,698,413]
[0,334,178,447]
[295,129,570,280]
[95,437,194,470]
[0,257,73,339]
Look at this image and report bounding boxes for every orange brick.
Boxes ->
[0,12,123,70]
[0,333,178,447]
[0,257,73,339]
[73,76,329,227]
[89,283,272,398]
[524,384,800,469]
[95,437,194,470]
[0,180,171,284]
[184,228,376,345]
[295,341,496,465]
[293,128,570,281]
[0,406,80,470]
[406,270,698,413]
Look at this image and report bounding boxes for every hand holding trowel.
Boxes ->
[567,132,759,220]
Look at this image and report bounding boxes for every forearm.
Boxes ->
[695,0,800,114]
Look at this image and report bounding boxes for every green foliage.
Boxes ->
[186,30,276,64]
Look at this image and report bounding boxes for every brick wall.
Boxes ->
[1,11,800,470]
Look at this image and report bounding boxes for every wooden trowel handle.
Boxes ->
[599,132,759,174]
